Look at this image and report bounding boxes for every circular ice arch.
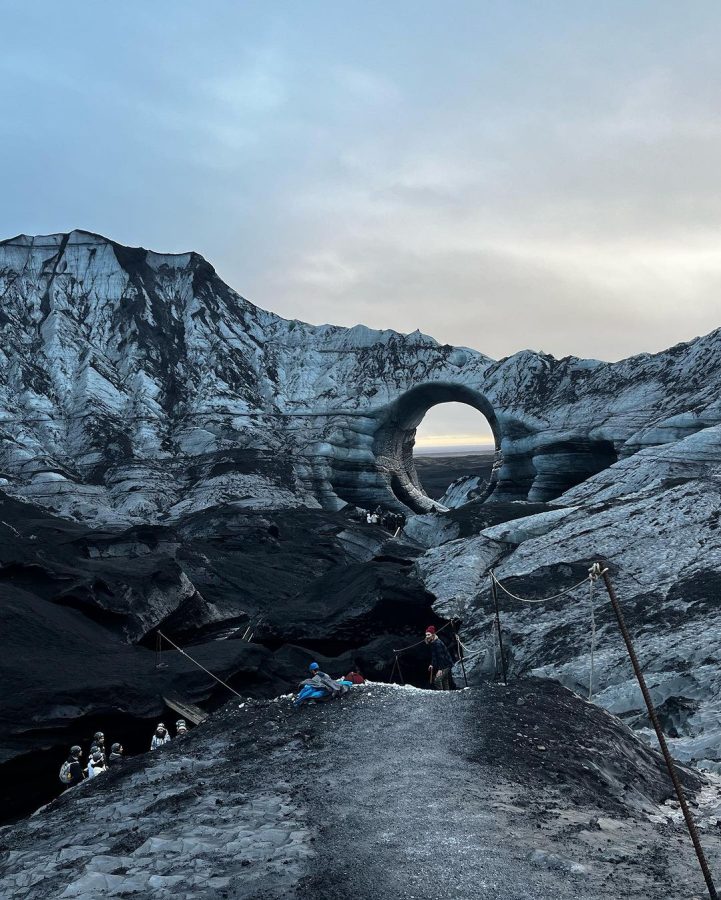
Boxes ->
[373,382,502,513]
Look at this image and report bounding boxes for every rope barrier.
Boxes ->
[156,631,245,700]
[489,569,591,604]
[455,636,485,659]
[392,620,453,655]
[486,565,609,687]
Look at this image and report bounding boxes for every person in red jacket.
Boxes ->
[425,625,454,690]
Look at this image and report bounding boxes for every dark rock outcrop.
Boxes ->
[0,492,442,800]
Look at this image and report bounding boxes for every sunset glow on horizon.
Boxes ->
[414,402,494,451]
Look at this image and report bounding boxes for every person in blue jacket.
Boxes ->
[425,626,454,690]
[294,662,353,707]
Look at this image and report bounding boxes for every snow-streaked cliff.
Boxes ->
[3,229,721,524]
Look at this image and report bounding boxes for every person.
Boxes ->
[89,743,105,764]
[425,625,454,690]
[294,662,352,707]
[108,743,124,766]
[176,719,188,736]
[87,750,106,779]
[307,662,343,696]
[93,731,105,752]
[59,745,84,788]
[150,723,171,750]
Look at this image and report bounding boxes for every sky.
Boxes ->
[3,2,721,449]
[414,403,494,450]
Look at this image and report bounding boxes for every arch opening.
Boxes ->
[374,383,503,514]
[414,402,496,505]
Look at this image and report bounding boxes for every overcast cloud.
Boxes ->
[3,1,721,446]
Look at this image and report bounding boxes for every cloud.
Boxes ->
[4,2,721,448]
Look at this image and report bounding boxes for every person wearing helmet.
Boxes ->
[306,662,342,697]
[93,731,105,752]
[425,625,454,690]
[175,720,188,736]
[108,743,124,766]
[86,750,106,779]
[150,723,170,750]
[88,743,105,766]
[59,746,84,788]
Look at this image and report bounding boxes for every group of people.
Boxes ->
[150,719,187,749]
[59,731,125,788]
[294,626,455,709]
[363,506,406,532]
[59,719,190,789]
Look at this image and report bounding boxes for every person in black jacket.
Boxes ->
[59,745,84,788]
[425,626,453,690]
[107,743,125,767]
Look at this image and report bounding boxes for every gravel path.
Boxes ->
[296,686,580,899]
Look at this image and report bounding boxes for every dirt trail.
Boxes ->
[296,687,579,899]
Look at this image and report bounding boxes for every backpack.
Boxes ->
[59,760,74,785]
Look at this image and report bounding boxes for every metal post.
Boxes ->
[391,654,405,686]
[490,573,508,685]
[155,631,166,669]
[599,565,718,900]
[452,619,469,688]
[396,655,405,686]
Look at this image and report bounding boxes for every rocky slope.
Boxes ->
[4,231,721,520]
[412,424,721,770]
[2,682,718,900]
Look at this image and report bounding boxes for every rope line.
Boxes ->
[156,630,244,700]
[489,570,591,604]
[392,620,453,655]
[483,564,609,687]
[455,635,485,659]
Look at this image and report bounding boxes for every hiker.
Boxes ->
[88,744,104,767]
[306,661,340,693]
[108,743,124,766]
[176,719,188,736]
[86,750,106,779]
[150,722,171,750]
[93,731,105,752]
[294,662,352,707]
[425,625,454,690]
[59,746,84,788]
[382,511,394,531]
